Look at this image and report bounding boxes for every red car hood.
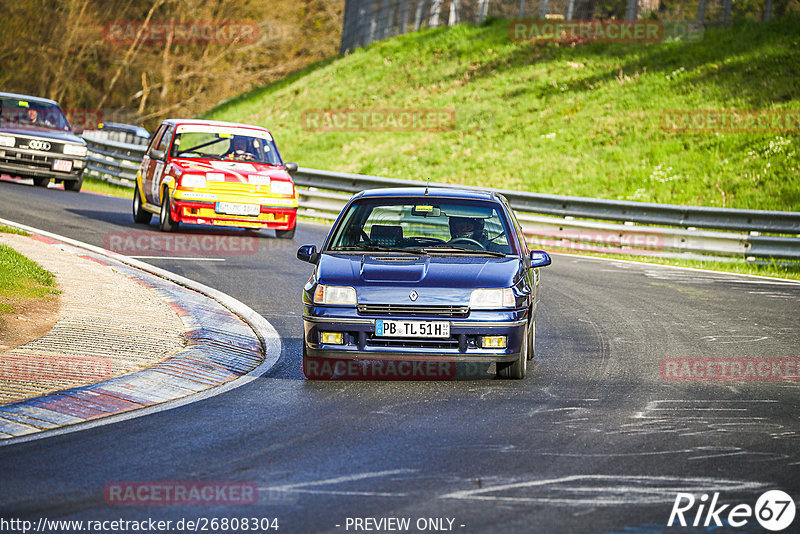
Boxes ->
[170,158,292,183]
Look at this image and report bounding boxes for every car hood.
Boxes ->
[170,158,292,183]
[0,126,84,144]
[317,253,521,305]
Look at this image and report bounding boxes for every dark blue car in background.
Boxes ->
[297,187,551,379]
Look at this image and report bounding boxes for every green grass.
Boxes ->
[80,175,135,199]
[0,225,28,236]
[203,16,800,211]
[0,245,59,315]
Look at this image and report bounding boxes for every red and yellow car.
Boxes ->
[133,119,298,238]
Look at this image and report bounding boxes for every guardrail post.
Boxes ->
[625,0,638,20]
[540,0,549,18]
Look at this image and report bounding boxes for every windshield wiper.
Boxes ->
[422,245,507,257]
[331,245,428,255]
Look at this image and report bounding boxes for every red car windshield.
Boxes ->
[0,97,72,132]
[170,130,282,166]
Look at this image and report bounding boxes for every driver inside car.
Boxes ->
[449,216,487,246]
[223,135,255,160]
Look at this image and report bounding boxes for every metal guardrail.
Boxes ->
[292,167,800,234]
[82,128,148,187]
[294,168,800,261]
[78,135,800,261]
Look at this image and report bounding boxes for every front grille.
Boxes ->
[0,150,59,172]
[367,335,460,349]
[14,138,64,153]
[357,304,469,317]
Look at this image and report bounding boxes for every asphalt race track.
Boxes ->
[1,178,799,533]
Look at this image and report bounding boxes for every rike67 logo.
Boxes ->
[668,490,796,531]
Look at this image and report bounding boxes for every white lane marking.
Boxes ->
[748,291,798,298]
[127,256,226,261]
[273,489,405,497]
[268,468,415,489]
[440,475,769,506]
[554,251,800,285]
[260,469,415,498]
[700,334,770,342]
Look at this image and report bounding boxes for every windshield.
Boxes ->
[0,97,71,131]
[328,198,515,255]
[170,130,282,165]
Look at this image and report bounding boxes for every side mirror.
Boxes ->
[530,250,551,268]
[73,126,85,135]
[284,162,298,173]
[149,148,165,161]
[297,244,319,264]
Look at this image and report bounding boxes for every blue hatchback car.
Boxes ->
[297,188,551,379]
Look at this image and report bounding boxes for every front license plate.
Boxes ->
[53,159,73,172]
[375,320,450,338]
[215,202,260,216]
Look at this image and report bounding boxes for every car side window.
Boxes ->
[503,199,529,256]
[157,125,174,153]
[147,124,166,153]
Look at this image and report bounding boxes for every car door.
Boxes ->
[149,124,174,205]
[504,198,538,311]
[142,123,166,205]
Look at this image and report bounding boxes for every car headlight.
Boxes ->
[470,288,515,309]
[270,180,294,196]
[63,144,87,156]
[249,174,271,186]
[314,284,357,305]
[0,135,15,148]
[180,174,206,188]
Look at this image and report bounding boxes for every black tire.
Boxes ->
[527,320,536,361]
[275,226,296,239]
[159,190,178,232]
[133,186,152,224]
[32,177,50,188]
[302,343,322,380]
[497,325,527,379]
[64,176,83,192]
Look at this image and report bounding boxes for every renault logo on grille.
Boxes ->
[27,140,51,151]
[409,290,418,301]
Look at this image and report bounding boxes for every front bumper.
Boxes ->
[0,147,85,181]
[170,196,297,230]
[302,306,528,363]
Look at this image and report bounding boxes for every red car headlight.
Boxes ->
[270,180,294,196]
[181,174,206,188]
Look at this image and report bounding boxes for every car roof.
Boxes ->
[356,187,499,201]
[161,118,271,132]
[99,122,150,138]
[0,92,60,106]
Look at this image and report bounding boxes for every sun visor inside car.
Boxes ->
[441,204,495,219]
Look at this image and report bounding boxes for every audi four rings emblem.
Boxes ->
[27,140,51,151]
[409,290,418,301]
